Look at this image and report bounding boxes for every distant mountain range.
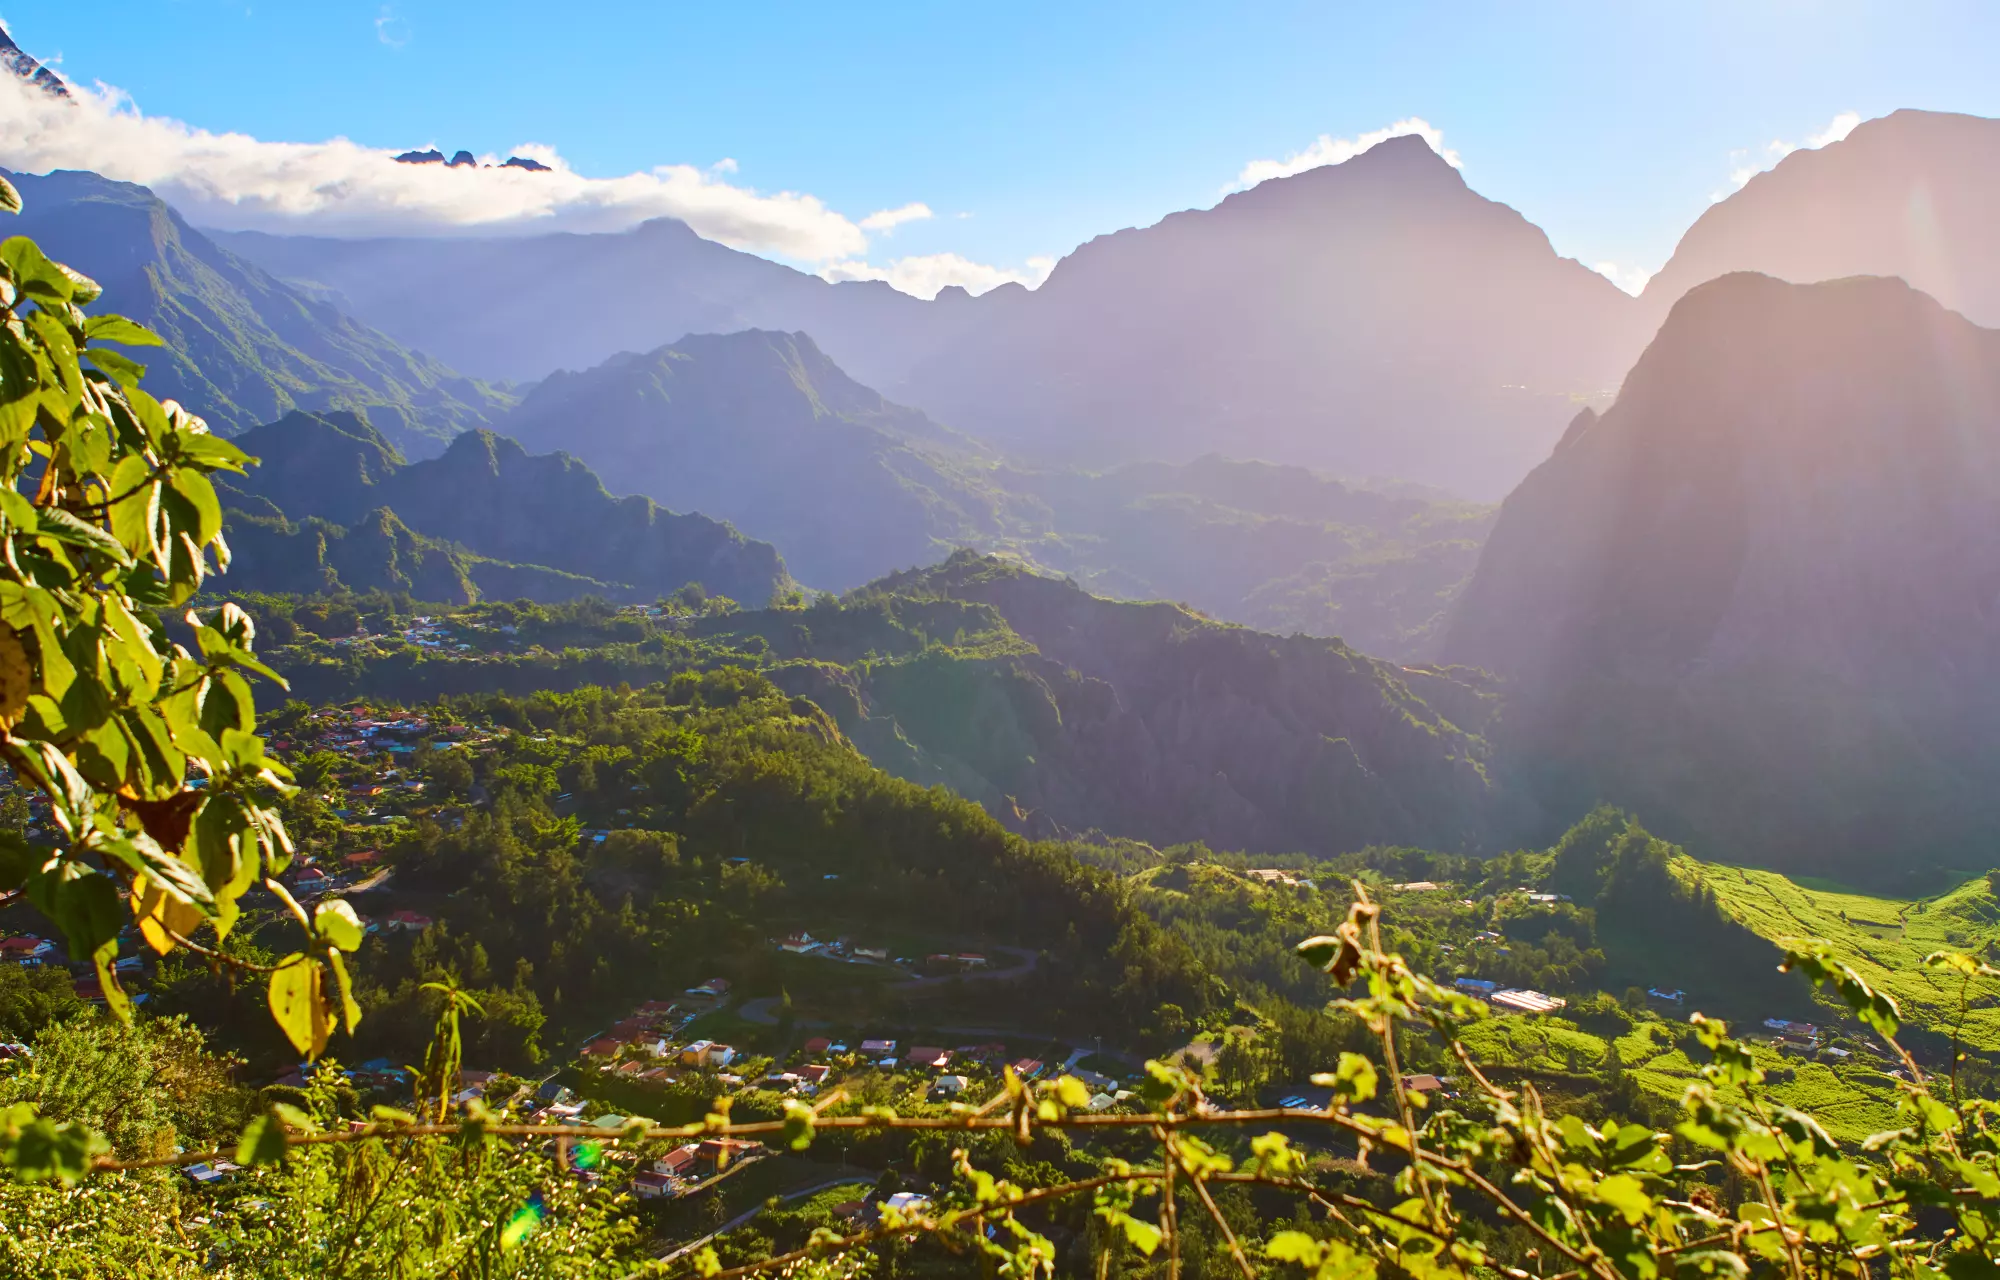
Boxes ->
[212,218,953,402]
[1442,271,2000,880]
[221,411,791,606]
[492,328,1490,653]
[1,169,511,455]
[219,135,1641,498]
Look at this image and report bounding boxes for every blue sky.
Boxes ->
[4,1,1997,296]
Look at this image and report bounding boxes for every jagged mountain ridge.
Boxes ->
[220,411,792,606]
[1441,271,2000,879]
[1,169,512,455]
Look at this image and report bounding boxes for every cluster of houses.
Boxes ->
[774,932,893,962]
[315,616,477,654]
[631,1138,765,1199]
[770,931,1004,978]
[1451,978,1570,1016]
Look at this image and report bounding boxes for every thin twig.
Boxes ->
[1188,1169,1253,1280]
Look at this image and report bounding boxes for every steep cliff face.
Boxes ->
[1443,273,2000,878]
[762,554,1503,856]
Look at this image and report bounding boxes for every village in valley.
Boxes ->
[0,675,1923,1252]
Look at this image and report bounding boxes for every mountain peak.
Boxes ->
[1643,109,2000,327]
[1441,270,2000,870]
[0,26,68,99]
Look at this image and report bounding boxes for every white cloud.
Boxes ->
[1716,110,1862,200]
[820,252,1055,299]
[1230,117,1459,192]
[0,72,871,259]
[858,201,932,234]
[1590,261,1654,296]
[1807,111,1862,149]
[374,6,410,48]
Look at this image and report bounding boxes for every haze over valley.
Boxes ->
[0,9,1997,1272]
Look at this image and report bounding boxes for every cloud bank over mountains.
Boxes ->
[0,66,1053,297]
[0,73,872,256]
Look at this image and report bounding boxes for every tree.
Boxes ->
[0,180,360,1095]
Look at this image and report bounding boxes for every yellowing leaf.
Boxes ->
[328,949,362,1035]
[267,955,330,1058]
[314,898,364,952]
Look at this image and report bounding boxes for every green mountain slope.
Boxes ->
[711,552,1503,855]
[2,168,512,455]
[1690,862,2000,1052]
[219,411,792,606]
[498,329,1020,590]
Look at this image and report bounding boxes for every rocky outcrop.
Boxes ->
[0,27,67,98]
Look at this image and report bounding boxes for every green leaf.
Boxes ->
[1054,1075,1092,1109]
[82,314,163,347]
[168,470,223,546]
[1,236,78,304]
[780,1098,816,1150]
[36,505,134,567]
[1296,935,1343,969]
[270,1101,318,1135]
[1266,1231,1327,1265]
[1,1103,109,1185]
[235,1114,289,1167]
[1118,1214,1163,1256]
[314,897,364,951]
[1311,1051,1379,1103]
[82,347,146,388]
[100,833,212,906]
[28,865,122,969]
[1593,1173,1653,1224]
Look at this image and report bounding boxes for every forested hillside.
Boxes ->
[230,556,1503,856]
[220,410,793,606]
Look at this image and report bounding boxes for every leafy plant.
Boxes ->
[0,178,358,1084]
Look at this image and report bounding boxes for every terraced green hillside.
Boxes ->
[1684,860,2000,1051]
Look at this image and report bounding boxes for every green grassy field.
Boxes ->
[1453,1013,1902,1144]
[1610,1023,1901,1144]
[1682,859,2000,1051]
